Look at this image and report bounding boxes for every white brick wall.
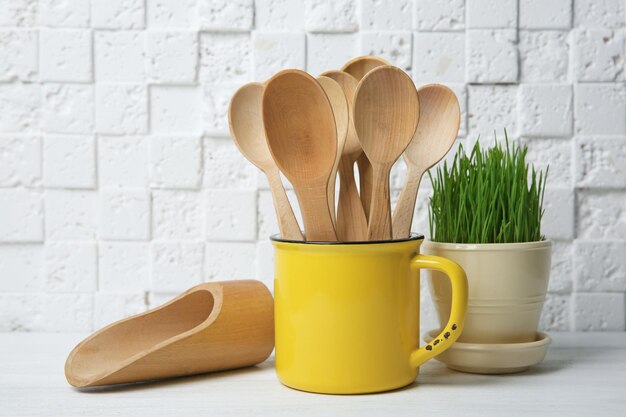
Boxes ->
[0,0,625,333]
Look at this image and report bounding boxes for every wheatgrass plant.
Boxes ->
[428,132,548,244]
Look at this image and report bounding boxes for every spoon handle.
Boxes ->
[327,166,339,227]
[295,184,337,242]
[337,158,368,241]
[367,164,392,241]
[392,166,423,239]
[266,168,304,241]
[356,153,373,220]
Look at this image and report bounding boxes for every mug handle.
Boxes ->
[409,254,468,369]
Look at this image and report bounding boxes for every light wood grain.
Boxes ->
[392,84,460,239]
[316,76,348,227]
[341,56,390,220]
[321,70,368,241]
[353,66,419,240]
[262,69,338,242]
[65,280,274,388]
[228,83,304,241]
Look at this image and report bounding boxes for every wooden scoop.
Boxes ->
[263,69,338,242]
[316,75,348,227]
[321,70,368,241]
[65,280,274,388]
[393,84,460,239]
[229,83,304,241]
[341,56,390,220]
[353,66,420,240]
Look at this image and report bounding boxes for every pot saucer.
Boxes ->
[424,330,551,374]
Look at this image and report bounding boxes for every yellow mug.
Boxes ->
[273,234,468,394]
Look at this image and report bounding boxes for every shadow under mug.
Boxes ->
[272,234,468,394]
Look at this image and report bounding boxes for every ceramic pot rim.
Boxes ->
[423,239,551,251]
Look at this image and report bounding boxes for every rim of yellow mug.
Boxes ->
[269,233,424,245]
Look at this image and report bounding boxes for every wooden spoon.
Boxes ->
[316,75,348,227]
[352,66,420,241]
[263,69,338,242]
[393,84,461,239]
[320,70,368,241]
[341,56,390,220]
[229,83,304,241]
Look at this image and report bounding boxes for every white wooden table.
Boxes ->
[1,332,625,417]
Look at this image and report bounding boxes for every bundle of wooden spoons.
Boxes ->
[228,56,461,242]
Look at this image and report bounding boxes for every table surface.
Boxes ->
[1,332,625,417]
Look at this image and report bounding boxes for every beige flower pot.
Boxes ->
[424,240,551,344]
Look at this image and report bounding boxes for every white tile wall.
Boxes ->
[0,0,625,332]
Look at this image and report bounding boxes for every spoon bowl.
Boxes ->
[229,83,275,170]
[263,71,336,180]
[405,84,460,168]
[353,66,419,164]
[341,55,391,82]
